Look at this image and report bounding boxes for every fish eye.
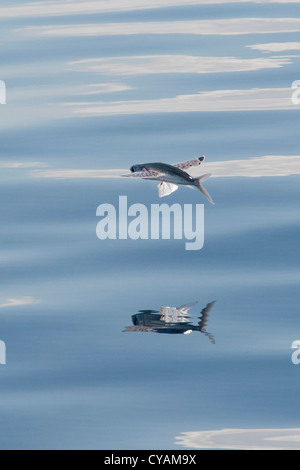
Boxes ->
[130,166,135,173]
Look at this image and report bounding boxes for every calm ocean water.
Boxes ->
[0,0,300,450]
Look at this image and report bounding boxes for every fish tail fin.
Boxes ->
[195,174,214,205]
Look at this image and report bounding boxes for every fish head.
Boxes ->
[130,164,143,173]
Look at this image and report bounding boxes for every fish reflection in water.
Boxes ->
[124,301,217,343]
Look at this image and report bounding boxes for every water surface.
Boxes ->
[0,0,300,450]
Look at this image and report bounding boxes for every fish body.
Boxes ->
[123,300,217,342]
[127,157,214,204]
[130,162,195,186]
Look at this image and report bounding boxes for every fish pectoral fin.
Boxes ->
[158,182,178,197]
[142,167,159,174]
[176,301,198,314]
[173,157,205,171]
[126,170,160,178]
[142,169,161,178]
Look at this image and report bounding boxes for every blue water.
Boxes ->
[0,1,300,450]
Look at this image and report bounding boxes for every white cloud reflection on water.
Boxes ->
[248,42,300,52]
[1,86,296,129]
[3,12,300,128]
[29,155,300,179]
[15,18,300,39]
[68,55,292,76]
[0,162,48,169]
[175,428,300,450]
[0,297,40,309]
[61,87,295,117]
[1,0,300,19]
